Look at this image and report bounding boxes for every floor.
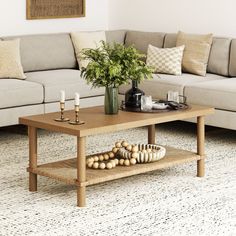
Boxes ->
[0,122,235,236]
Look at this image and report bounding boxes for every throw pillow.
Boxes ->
[71,31,106,69]
[0,39,26,79]
[176,31,213,76]
[146,44,185,75]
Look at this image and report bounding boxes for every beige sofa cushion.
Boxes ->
[164,33,177,48]
[146,45,185,75]
[207,37,231,76]
[3,33,77,72]
[119,73,223,100]
[71,31,106,68]
[125,31,165,54]
[229,39,236,77]
[165,34,231,77]
[106,30,126,44]
[176,31,213,76]
[185,78,236,112]
[0,39,26,79]
[0,79,43,109]
[26,69,105,103]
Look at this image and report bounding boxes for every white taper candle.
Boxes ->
[75,93,80,106]
[60,90,65,103]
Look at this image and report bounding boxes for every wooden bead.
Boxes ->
[114,159,119,165]
[94,156,99,162]
[104,153,109,160]
[126,145,132,151]
[115,142,122,148]
[131,152,138,159]
[93,162,99,169]
[109,152,114,158]
[86,158,93,165]
[99,163,106,169]
[106,162,113,169]
[119,159,125,165]
[124,159,130,166]
[87,162,93,168]
[112,147,118,154]
[130,158,136,165]
[132,146,139,153]
[111,160,116,168]
[99,154,104,161]
[121,141,128,147]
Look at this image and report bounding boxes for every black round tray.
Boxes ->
[120,102,190,113]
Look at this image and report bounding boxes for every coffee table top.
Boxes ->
[19,105,214,137]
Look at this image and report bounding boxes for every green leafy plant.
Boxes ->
[81,41,153,88]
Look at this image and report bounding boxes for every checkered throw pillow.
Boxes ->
[146,44,185,75]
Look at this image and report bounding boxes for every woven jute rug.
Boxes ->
[0,122,235,236]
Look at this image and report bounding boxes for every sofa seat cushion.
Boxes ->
[119,73,224,100]
[0,79,43,109]
[26,69,105,103]
[185,78,236,112]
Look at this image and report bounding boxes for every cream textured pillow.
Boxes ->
[71,31,106,68]
[146,44,185,75]
[0,39,26,79]
[176,31,213,76]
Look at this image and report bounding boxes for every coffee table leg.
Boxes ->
[197,116,205,177]
[148,124,156,144]
[28,126,37,191]
[77,136,86,207]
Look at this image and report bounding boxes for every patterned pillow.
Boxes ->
[146,44,185,75]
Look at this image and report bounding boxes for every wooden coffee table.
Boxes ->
[19,105,214,207]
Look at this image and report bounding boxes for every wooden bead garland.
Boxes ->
[86,140,165,170]
[86,140,139,170]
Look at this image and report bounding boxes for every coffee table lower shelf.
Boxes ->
[28,146,201,187]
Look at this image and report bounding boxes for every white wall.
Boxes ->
[109,0,236,37]
[2,0,236,37]
[0,0,108,36]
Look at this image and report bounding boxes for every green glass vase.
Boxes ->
[105,87,119,114]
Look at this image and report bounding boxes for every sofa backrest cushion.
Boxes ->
[3,33,77,72]
[164,33,231,77]
[164,33,177,48]
[229,39,236,77]
[207,37,231,77]
[125,31,165,54]
[105,30,126,44]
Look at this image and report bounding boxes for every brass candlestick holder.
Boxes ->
[69,105,85,125]
[54,102,70,122]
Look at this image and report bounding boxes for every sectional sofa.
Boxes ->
[120,31,236,130]
[0,31,125,127]
[0,30,235,130]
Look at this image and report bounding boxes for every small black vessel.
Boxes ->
[125,80,145,108]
